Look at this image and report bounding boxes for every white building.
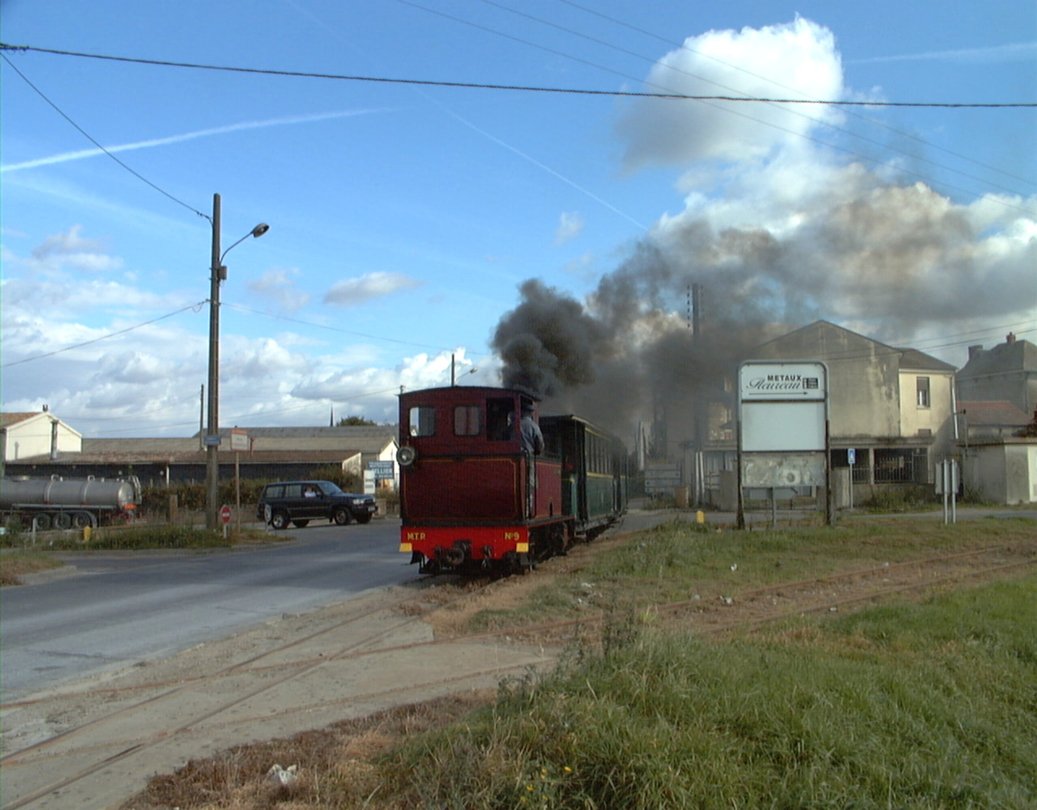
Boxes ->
[0,410,82,464]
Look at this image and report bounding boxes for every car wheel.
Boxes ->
[292,519,310,528]
[271,511,290,530]
[333,507,350,525]
[356,514,372,524]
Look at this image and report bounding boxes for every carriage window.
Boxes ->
[454,405,481,436]
[487,398,515,441]
[408,406,436,437]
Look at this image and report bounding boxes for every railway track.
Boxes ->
[0,583,554,809]
[1,543,1032,809]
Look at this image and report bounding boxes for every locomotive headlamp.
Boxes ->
[397,445,417,466]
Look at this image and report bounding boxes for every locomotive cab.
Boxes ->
[397,386,564,574]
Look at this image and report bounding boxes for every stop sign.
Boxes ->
[220,505,233,525]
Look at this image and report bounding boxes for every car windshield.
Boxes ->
[318,481,344,495]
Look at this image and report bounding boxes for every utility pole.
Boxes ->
[205,193,222,531]
[204,194,269,531]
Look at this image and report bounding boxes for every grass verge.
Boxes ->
[466,516,1037,633]
[379,575,1036,809]
[0,524,284,584]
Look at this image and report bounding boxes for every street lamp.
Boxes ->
[206,192,269,530]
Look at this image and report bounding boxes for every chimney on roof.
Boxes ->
[968,344,983,360]
[1006,332,1016,344]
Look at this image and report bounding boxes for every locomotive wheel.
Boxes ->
[53,512,73,530]
[32,513,53,531]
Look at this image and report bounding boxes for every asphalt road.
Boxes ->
[0,518,411,701]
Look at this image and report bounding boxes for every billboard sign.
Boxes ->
[739,362,825,401]
[739,361,828,453]
[230,428,249,452]
[368,460,395,481]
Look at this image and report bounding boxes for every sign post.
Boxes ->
[230,429,248,532]
[220,503,232,539]
[847,448,856,510]
[737,361,830,527]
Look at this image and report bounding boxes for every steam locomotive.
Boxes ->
[0,475,141,530]
[397,385,628,575]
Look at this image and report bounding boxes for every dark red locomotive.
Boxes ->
[397,385,627,575]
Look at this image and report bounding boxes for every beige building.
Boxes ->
[674,321,959,505]
[752,321,957,485]
[0,410,82,464]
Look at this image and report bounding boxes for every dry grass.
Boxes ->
[122,692,495,810]
[0,550,64,586]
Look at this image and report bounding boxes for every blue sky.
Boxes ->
[2,0,1035,439]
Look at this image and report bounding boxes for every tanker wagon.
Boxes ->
[0,475,141,530]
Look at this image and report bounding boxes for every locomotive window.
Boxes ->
[454,405,481,436]
[408,406,436,437]
[487,398,515,441]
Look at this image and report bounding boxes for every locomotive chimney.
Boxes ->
[50,418,59,461]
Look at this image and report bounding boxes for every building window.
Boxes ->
[916,377,930,408]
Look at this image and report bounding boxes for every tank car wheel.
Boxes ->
[72,512,96,529]
[53,512,73,530]
[32,514,53,531]
[333,507,351,525]
[270,511,290,530]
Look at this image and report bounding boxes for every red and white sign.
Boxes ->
[220,505,233,525]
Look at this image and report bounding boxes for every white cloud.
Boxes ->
[616,18,845,169]
[28,225,123,274]
[247,267,311,311]
[323,272,421,306]
[554,211,585,245]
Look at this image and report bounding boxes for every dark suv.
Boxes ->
[257,480,378,530]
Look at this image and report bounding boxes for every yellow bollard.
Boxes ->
[696,510,705,525]
[83,525,92,543]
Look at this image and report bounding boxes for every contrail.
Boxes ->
[849,41,1037,65]
[1,109,390,172]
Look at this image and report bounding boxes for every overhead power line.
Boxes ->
[2,300,209,368]
[1,52,209,221]
[2,43,1034,108]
